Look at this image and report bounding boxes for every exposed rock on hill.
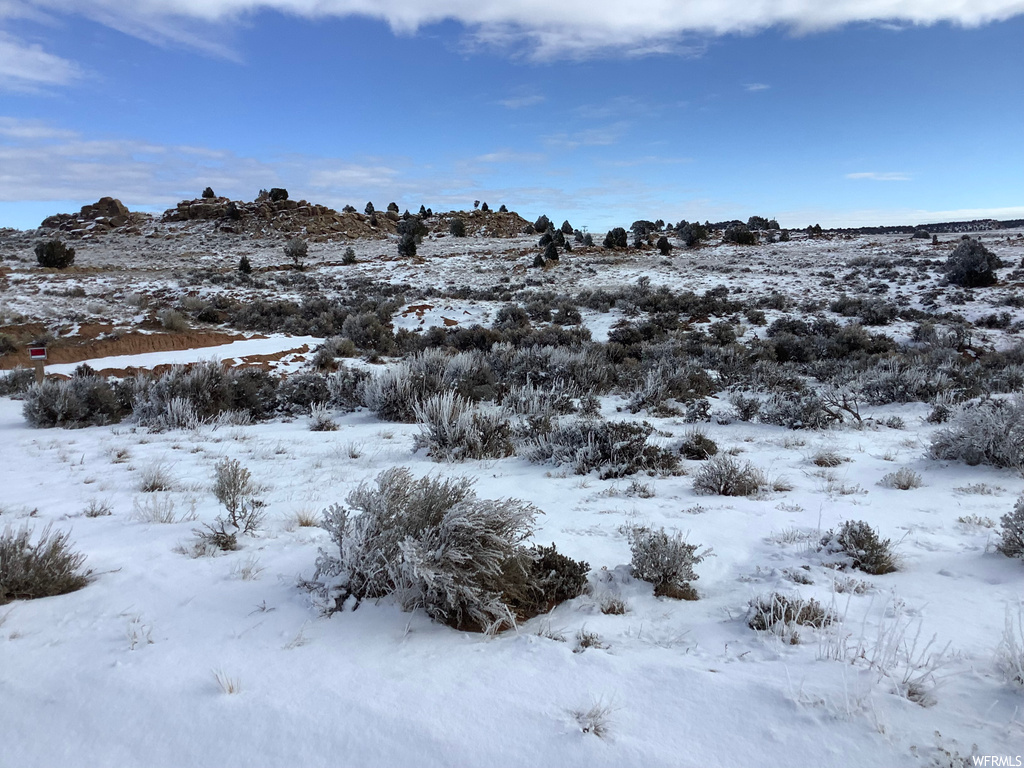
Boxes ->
[40,197,145,238]
[161,197,400,241]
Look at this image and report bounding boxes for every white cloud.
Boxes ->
[0,30,81,91]
[846,171,912,181]
[23,0,1024,60]
[497,92,544,109]
[744,83,770,92]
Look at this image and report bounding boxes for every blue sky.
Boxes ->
[1,1,1022,231]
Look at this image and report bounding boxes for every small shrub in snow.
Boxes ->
[83,499,113,518]
[413,392,513,461]
[571,701,614,738]
[998,497,1024,560]
[0,524,90,604]
[929,396,1024,470]
[692,455,767,497]
[820,520,898,575]
[944,236,1003,287]
[879,467,923,490]
[747,593,833,643]
[449,217,466,237]
[574,628,607,652]
[138,461,175,492]
[313,468,582,632]
[518,419,680,479]
[513,543,590,615]
[996,606,1024,686]
[629,526,709,599]
[211,458,264,536]
[679,428,718,460]
[811,449,847,467]
[308,403,338,431]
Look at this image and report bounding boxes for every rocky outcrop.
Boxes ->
[161,197,401,241]
[40,197,144,238]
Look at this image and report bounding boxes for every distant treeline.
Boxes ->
[827,219,1024,235]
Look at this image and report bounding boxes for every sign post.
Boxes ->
[28,345,46,384]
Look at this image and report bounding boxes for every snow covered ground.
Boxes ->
[2,222,1024,767]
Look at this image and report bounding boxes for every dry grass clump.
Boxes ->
[0,524,91,604]
[811,449,847,468]
[879,467,923,490]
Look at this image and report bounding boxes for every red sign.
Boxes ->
[28,347,47,361]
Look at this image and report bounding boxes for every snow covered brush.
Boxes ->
[310,467,589,633]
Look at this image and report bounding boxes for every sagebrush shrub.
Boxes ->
[0,524,90,604]
[449,218,467,237]
[929,396,1024,469]
[519,419,680,479]
[692,455,767,496]
[313,468,584,632]
[23,374,129,428]
[629,527,709,599]
[413,392,513,461]
[680,428,718,460]
[998,497,1024,559]
[820,520,897,574]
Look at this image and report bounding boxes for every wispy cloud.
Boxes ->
[20,0,1024,61]
[846,171,912,181]
[497,91,544,109]
[743,82,770,92]
[0,30,82,92]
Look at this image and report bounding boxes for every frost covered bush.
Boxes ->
[313,468,586,632]
[692,455,767,497]
[360,349,493,422]
[747,593,833,642]
[629,526,709,599]
[340,312,396,356]
[133,361,234,428]
[501,380,581,418]
[198,458,265,551]
[998,497,1024,559]
[996,606,1024,686]
[413,392,513,461]
[518,419,679,479]
[929,396,1024,470]
[22,371,130,428]
[820,520,897,574]
[276,372,330,416]
[0,367,34,397]
[945,237,1003,287]
[0,524,90,604]
[758,392,841,430]
[879,468,923,490]
[679,428,717,460]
